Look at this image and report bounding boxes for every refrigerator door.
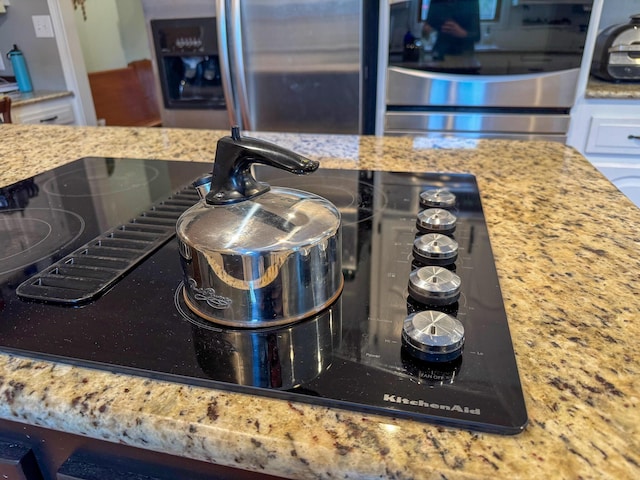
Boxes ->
[215,0,240,128]
[143,0,234,130]
[227,0,362,134]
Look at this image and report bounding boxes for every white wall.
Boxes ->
[72,0,150,73]
[598,0,640,32]
[73,0,125,72]
[0,0,67,90]
[115,0,151,64]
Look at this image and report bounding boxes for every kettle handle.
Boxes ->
[205,126,319,205]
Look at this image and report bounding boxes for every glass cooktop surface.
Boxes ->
[0,157,527,434]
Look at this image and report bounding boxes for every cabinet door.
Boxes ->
[586,117,640,155]
[13,98,76,125]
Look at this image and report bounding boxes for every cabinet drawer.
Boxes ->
[13,99,75,125]
[586,117,640,155]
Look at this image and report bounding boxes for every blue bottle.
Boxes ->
[7,45,33,93]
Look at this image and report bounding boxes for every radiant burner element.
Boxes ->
[274,175,383,226]
[42,164,160,197]
[175,282,342,389]
[0,208,85,278]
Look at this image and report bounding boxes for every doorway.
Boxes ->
[71,0,160,126]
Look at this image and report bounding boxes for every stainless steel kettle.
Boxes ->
[176,127,343,328]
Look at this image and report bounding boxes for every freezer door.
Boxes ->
[228,0,362,134]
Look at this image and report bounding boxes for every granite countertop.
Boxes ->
[4,90,73,107]
[586,76,640,99]
[0,124,638,479]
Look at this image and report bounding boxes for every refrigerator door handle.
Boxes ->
[228,0,252,131]
[215,0,239,127]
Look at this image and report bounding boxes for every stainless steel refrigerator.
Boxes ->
[143,0,375,134]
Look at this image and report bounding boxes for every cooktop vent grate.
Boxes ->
[16,188,200,305]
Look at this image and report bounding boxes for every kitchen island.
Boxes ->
[0,124,638,479]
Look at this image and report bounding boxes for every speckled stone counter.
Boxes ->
[0,124,638,479]
[4,90,73,107]
[586,76,640,99]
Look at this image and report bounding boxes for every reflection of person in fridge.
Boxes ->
[422,0,480,60]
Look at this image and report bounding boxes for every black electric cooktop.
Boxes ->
[0,157,527,434]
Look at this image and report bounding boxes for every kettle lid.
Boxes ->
[176,127,341,253]
[178,187,341,253]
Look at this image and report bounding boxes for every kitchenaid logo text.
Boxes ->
[383,394,481,415]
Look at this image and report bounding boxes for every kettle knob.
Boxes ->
[205,126,319,205]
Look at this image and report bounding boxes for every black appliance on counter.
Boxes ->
[0,157,527,436]
[591,13,640,82]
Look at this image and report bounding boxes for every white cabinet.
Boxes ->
[592,163,640,208]
[569,100,640,208]
[569,100,640,159]
[585,116,640,155]
[565,1,640,207]
[12,97,76,125]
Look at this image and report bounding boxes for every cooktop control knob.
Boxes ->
[413,233,458,266]
[402,310,465,362]
[416,208,457,234]
[408,266,461,306]
[420,189,456,209]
